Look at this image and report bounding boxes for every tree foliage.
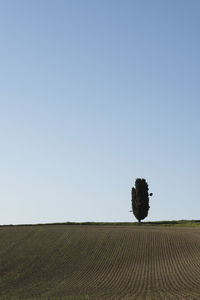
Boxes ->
[131,178,152,223]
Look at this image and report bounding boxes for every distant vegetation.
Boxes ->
[131,178,153,223]
[1,220,200,227]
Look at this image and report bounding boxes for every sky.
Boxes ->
[0,0,200,224]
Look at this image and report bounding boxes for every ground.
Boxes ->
[0,223,200,299]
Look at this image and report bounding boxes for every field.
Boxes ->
[0,224,200,299]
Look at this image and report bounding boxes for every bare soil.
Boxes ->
[0,225,200,299]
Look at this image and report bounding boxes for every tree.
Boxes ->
[131,178,153,223]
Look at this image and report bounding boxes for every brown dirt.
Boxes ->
[0,225,199,299]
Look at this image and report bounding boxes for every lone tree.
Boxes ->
[131,178,153,223]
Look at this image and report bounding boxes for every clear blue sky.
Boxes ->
[0,0,200,224]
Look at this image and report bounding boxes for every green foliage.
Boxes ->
[131,178,151,223]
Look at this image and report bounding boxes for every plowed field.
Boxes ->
[0,225,200,299]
